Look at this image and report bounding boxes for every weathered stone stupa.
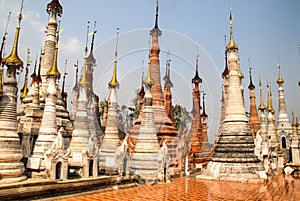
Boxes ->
[147,1,178,162]
[189,55,203,164]
[248,66,260,136]
[68,23,99,178]
[163,53,174,124]
[40,0,62,95]
[0,1,26,183]
[130,56,161,180]
[276,60,293,161]
[29,30,61,177]
[99,29,121,172]
[198,8,265,183]
[198,92,211,165]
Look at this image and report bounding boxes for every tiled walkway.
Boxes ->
[59,174,300,201]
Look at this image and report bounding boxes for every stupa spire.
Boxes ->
[40,0,62,87]
[47,27,61,79]
[275,51,292,133]
[266,82,275,114]
[192,53,202,84]
[163,51,173,89]
[20,49,30,101]
[2,0,23,69]
[201,92,208,118]
[247,60,260,135]
[87,21,97,66]
[226,7,238,53]
[276,51,284,84]
[61,59,68,108]
[86,21,97,97]
[144,53,154,86]
[222,35,229,78]
[108,28,120,88]
[150,0,162,36]
[248,60,255,90]
[258,74,266,111]
[79,21,90,86]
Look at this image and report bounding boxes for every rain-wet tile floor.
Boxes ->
[59,174,300,201]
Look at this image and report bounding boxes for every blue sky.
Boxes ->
[1,0,300,143]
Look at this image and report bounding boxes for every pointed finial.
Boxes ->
[20,48,30,101]
[150,0,162,36]
[296,117,299,127]
[276,51,284,84]
[73,60,79,88]
[222,35,229,78]
[267,81,275,114]
[258,73,266,111]
[144,52,154,86]
[36,49,42,83]
[0,12,11,63]
[108,27,120,88]
[201,92,208,118]
[30,53,38,86]
[248,58,255,90]
[61,59,68,95]
[139,60,145,97]
[87,21,97,66]
[226,7,238,53]
[79,21,90,86]
[2,0,24,68]
[192,53,202,84]
[163,50,173,89]
[155,0,159,28]
[47,21,61,79]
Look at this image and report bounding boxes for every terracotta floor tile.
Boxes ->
[58,174,300,201]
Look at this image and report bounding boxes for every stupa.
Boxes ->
[0,0,26,183]
[198,8,265,183]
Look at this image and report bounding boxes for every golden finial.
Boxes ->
[20,48,30,101]
[238,58,244,78]
[108,27,120,88]
[47,21,61,79]
[258,73,266,111]
[20,65,29,101]
[2,0,24,68]
[144,52,154,86]
[266,82,275,114]
[226,7,238,53]
[276,51,284,84]
[79,21,90,86]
